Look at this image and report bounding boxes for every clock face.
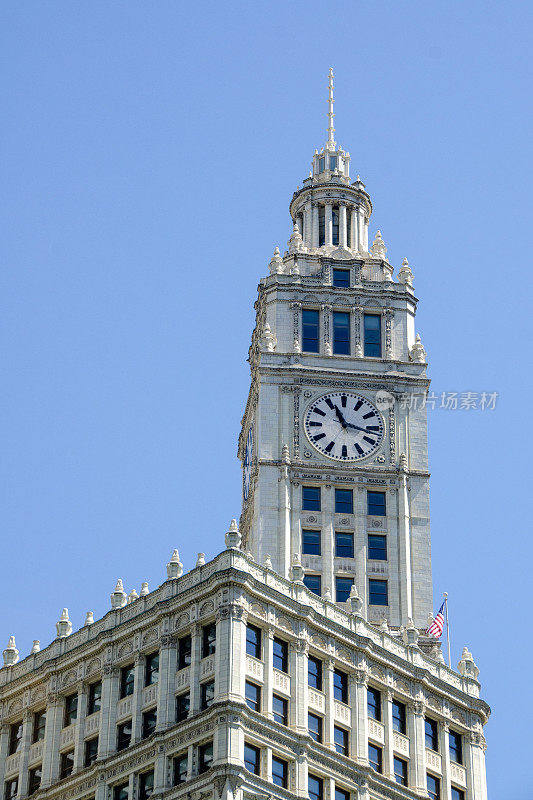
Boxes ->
[304,392,384,462]
[243,424,253,500]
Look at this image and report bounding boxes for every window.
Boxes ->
[113,783,129,800]
[28,768,41,796]
[88,682,102,715]
[335,577,354,603]
[364,314,381,357]
[334,726,348,755]
[303,574,321,596]
[302,309,319,353]
[302,529,321,556]
[272,694,288,725]
[308,656,322,690]
[142,710,157,739]
[329,156,337,171]
[60,750,74,779]
[394,757,408,786]
[451,788,465,800]
[368,744,382,773]
[145,653,159,686]
[332,312,350,355]
[367,687,381,721]
[369,579,388,606]
[335,789,349,800]
[246,624,261,659]
[139,771,154,800]
[175,692,190,722]
[425,718,439,751]
[427,774,440,800]
[367,491,386,516]
[332,269,350,288]
[117,720,132,751]
[273,638,288,672]
[318,207,325,246]
[4,779,18,800]
[244,743,260,774]
[201,681,215,710]
[308,775,323,800]
[120,665,135,698]
[308,712,323,743]
[302,486,321,511]
[198,742,213,773]
[272,756,288,788]
[335,488,353,514]
[173,754,188,785]
[332,207,339,246]
[335,532,354,558]
[333,669,348,703]
[178,635,191,670]
[318,157,325,173]
[64,694,78,727]
[368,534,387,560]
[449,731,463,764]
[392,700,407,734]
[202,623,216,658]
[84,737,98,767]
[32,711,46,743]
[245,681,261,712]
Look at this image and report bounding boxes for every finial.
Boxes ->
[327,68,336,150]
[290,554,305,583]
[398,257,414,286]
[127,589,139,604]
[281,443,290,464]
[409,334,427,364]
[140,582,149,596]
[349,583,364,616]
[111,578,127,609]
[196,552,206,567]
[225,519,241,549]
[2,636,19,667]
[167,549,184,580]
[31,640,40,654]
[371,230,387,260]
[56,608,72,638]
[264,553,272,569]
[324,587,332,601]
[84,612,94,626]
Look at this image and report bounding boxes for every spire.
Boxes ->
[326,67,335,150]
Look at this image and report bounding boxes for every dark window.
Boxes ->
[113,783,129,800]
[145,653,159,686]
[273,638,288,673]
[117,720,132,751]
[173,754,188,785]
[32,712,46,743]
[332,269,350,288]
[84,737,98,767]
[367,491,386,516]
[368,534,387,560]
[64,694,78,727]
[368,744,382,773]
[28,768,41,796]
[245,682,261,712]
[332,208,339,246]
[302,486,321,511]
[335,532,354,558]
[88,682,102,715]
[427,774,440,800]
[272,757,288,788]
[142,710,157,739]
[425,718,439,751]
[451,788,465,800]
[308,713,322,743]
[120,665,135,698]
[392,700,407,734]
[449,731,463,764]
[4,779,18,800]
[333,669,348,703]
[244,743,260,774]
[198,742,213,773]
[303,574,321,596]
[318,207,325,246]
[60,751,74,780]
[364,314,381,357]
[202,623,216,658]
[319,157,325,173]
[178,635,192,670]
[369,579,388,606]
[335,489,353,514]
[335,789,349,800]
[246,625,262,659]
[272,694,288,725]
[332,312,350,355]
[302,530,321,556]
[330,156,337,171]
[175,692,190,722]
[201,681,215,710]
[335,577,354,603]
[334,726,348,755]
[394,757,408,786]
[367,687,381,721]
[302,309,320,353]
[308,656,322,690]
[139,771,154,800]
[308,775,323,800]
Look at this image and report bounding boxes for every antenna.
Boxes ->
[327,68,336,150]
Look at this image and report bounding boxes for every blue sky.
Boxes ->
[1,2,532,795]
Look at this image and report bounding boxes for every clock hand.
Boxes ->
[345,421,373,433]
[333,405,347,428]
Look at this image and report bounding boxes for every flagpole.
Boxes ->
[444,592,451,668]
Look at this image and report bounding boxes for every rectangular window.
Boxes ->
[335,577,354,603]
[335,790,349,800]
[113,783,129,800]
[318,207,325,246]
[367,490,386,516]
[332,207,339,246]
[308,775,323,800]
[368,534,387,560]
[308,656,322,690]
[117,720,132,751]
[202,623,216,658]
[332,269,350,288]
[332,312,350,355]
[32,712,46,743]
[4,780,17,800]
[88,682,102,715]
[427,774,440,800]
[334,726,348,755]
[334,488,353,514]
[368,743,382,773]
[449,731,463,764]
[272,694,288,725]
[335,532,354,558]
[451,788,465,800]
[330,156,337,171]
[60,750,74,780]
[302,486,321,511]
[28,768,41,796]
[198,742,213,774]
[246,624,262,659]
[425,718,439,751]
[369,579,388,605]
[271,756,288,788]
[318,157,325,173]
[178,635,192,670]
[244,743,260,774]
[145,653,159,686]
[245,681,261,712]
[333,669,348,703]
[142,710,157,739]
[120,665,135,699]
[200,681,215,710]
[173,754,188,785]
[364,314,382,357]
[302,529,321,556]
[303,574,321,596]
[302,309,320,353]
[308,712,322,743]
[84,737,98,767]
[139,771,154,800]
[392,700,407,734]
[394,757,408,786]
[175,692,190,722]
[64,694,78,727]
[273,638,288,673]
[367,687,381,721]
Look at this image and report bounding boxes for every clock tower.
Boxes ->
[239,69,431,631]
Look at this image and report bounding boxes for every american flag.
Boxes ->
[426,601,445,638]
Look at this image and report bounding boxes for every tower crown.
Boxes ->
[311,68,351,182]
